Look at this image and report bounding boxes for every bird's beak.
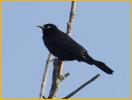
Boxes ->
[37,26,44,29]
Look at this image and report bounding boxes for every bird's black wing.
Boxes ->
[56,31,87,61]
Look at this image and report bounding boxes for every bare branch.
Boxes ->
[48,59,62,98]
[47,1,77,98]
[63,74,100,99]
[40,53,52,98]
[58,0,77,81]
[66,1,77,35]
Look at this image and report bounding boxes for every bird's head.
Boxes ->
[37,23,58,35]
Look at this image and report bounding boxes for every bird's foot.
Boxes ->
[58,75,64,81]
[58,73,70,81]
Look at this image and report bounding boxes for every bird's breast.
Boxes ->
[43,35,62,56]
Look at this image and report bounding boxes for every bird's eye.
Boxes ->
[47,26,51,29]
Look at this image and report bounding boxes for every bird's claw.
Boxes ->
[58,73,70,81]
[58,75,64,81]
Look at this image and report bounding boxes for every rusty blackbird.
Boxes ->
[38,23,113,74]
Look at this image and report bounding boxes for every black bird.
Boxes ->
[38,23,113,74]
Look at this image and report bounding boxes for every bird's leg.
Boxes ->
[57,59,64,81]
[53,58,64,81]
[58,59,70,81]
[53,58,70,81]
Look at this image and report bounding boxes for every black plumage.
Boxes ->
[38,23,113,74]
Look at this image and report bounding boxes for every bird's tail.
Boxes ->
[92,60,113,74]
[84,54,113,74]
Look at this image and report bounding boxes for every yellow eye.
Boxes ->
[47,26,51,29]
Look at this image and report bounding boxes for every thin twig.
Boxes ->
[63,74,100,99]
[66,1,77,35]
[40,53,52,98]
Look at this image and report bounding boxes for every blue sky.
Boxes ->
[2,2,130,98]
